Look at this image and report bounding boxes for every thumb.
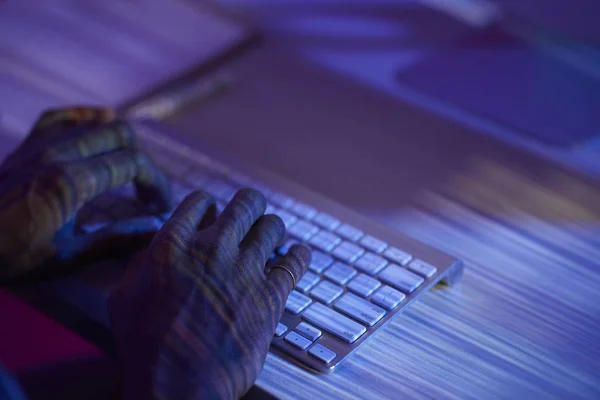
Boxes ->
[55,216,162,266]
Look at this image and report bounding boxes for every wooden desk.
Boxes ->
[2,2,600,399]
[166,45,600,399]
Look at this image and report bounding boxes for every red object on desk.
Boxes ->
[0,288,101,371]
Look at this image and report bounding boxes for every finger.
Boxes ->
[215,188,266,249]
[40,120,138,163]
[58,148,171,217]
[132,152,172,213]
[54,217,161,266]
[239,214,286,273]
[266,244,312,297]
[31,106,116,136]
[3,217,161,285]
[155,190,216,254]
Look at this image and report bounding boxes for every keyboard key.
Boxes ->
[290,203,317,220]
[154,156,189,176]
[359,235,388,254]
[209,160,231,177]
[265,203,277,215]
[284,331,312,350]
[186,171,212,187]
[274,209,298,228]
[378,265,424,294]
[354,253,388,275]
[309,231,342,252]
[324,262,357,286]
[336,224,364,241]
[172,182,192,203]
[270,193,295,209]
[313,213,341,231]
[294,322,322,341]
[347,274,381,297]
[296,271,320,293]
[206,180,236,202]
[309,251,334,273]
[408,259,438,278]
[287,220,319,241]
[371,286,406,310]
[309,344,336,364]
[383,247,412,266]
[331,241,365,264]
[285,290,312,314]
[228,172,251,186]
[250,182,273,198]
[275,323,288,337]
[277,239,299,256]
[334,293,386,327]
[302,303,367,344]
[310,281,344,304]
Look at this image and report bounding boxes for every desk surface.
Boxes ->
[165,44,600,400]
[2,2,600,400]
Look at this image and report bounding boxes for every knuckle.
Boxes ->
[211,238,235,261]
[151,231,183,262]
[112,121,138,146]
[39,108,62,119]
[215,224,235,245]
[263,280,286,311]
[97,108,116,122]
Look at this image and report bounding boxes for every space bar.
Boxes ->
[302,303,366,344]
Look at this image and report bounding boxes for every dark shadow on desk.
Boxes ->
[17,356,277,400]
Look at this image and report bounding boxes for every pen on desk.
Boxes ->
[126,70,235,120]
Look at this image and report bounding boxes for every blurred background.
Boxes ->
[1,0,600,399]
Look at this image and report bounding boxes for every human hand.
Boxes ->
[0,107,171,283]
[108,188,311,400]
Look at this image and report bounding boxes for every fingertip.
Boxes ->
[289,244,312,267]
[163,189,216,231]
[235,188,267,210]
[174,190,216,217]
[278,230,289,248]
[153,190,216,257]
[99,108,117,122]
[262,213,286,235]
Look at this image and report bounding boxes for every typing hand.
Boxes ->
[0,107,171,282]
[108,189,311,400]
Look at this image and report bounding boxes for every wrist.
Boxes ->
[119,346,239,400]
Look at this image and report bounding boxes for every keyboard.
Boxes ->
[75,120,464,374]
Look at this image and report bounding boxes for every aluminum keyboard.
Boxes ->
[75,122,463,374]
